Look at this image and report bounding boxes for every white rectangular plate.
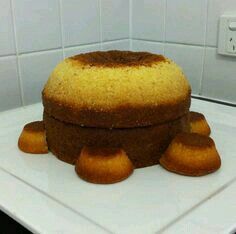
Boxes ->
[0,99,236,233]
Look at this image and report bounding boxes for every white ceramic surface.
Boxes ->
[19,50,63,105]
[132,0,165,41]
[0,169,108,234]
[132,40,164,54]
[0,99,236,233]
[12,0,61,53]
[61,0,100,47]
[162,181,236,234]
[0,0,15,56]
[202,47,236,103]
[165,43,204,95]
[0,56,21,111]
[101,0,129,41]
[165,0,208,45]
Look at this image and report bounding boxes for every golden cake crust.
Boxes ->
[43,95,191,128]
[42,50,191,128]
[160,133,221,176]
[18,121,48,154]
[75,146,134,184]
[190,111,211,136]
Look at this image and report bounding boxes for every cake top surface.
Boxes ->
[190,111,205,122]
[24,121,44,133]
[70,50,166,67]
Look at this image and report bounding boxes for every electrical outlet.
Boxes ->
[227,30,236,53]
[218,14,236,57]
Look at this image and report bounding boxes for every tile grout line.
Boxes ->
[18,47,63,56]
[0,165,113,234]
[10,0,25,106]
[95,38,129,43]
[65,42,101,51]
[58,0,66,58]
[99,0,103,50]
[163,0,167,55]
[132,38,217,48]
[0,39,217,60]
[129,0,133,50]
[199,0,210,96]
[156,176,236,234]
[0,39,129,59]
[0,54,17,59]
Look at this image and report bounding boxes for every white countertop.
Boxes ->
[0,99,235,234]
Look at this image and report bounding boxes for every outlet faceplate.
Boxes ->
[218,14,236,57]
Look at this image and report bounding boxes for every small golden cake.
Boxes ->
[75,147,134,184]
[18,121,48,154]
[160,133,221,176]
[190,111,211,136]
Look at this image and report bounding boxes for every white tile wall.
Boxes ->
[0,0,15,56]
[132,40,164,54]
[206,0,236,46]
[65,44,101,58]
[165,44,204,95]
[19,50,63,105]
[132,0,165,42]
[202,48,236,102]
[12,0,62,53]
[101,0,129,41]
[0,56,21,111]
[102,40,130,51]
[61,0,100,47]
[0,0,236,112]
[165,0,208,45]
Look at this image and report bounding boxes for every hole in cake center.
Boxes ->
[70,50,166,67]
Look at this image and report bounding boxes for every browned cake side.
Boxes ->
[43,112,190,168]
[43,96,190,128]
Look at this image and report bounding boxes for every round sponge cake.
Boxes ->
[43,51,191,128]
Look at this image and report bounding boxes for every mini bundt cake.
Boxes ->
[190,111,211,136]
[160,133,221,176]
[18,121,48,154]
[75,147,134,184]
[42,50,191,168]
